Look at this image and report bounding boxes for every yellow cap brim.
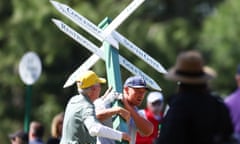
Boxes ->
[97,77,106,84]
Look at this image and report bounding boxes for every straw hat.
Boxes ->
[165,51,214,84]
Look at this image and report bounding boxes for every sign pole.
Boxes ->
[24,85,32,132]
[98,18,122,92]
[98,18,128,144]
[19,52,42,132]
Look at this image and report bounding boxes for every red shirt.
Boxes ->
[136,109,162,144]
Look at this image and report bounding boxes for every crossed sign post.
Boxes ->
[50,0,167,143]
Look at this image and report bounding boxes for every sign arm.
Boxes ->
[50,0,167,74]
[63,51,101,88]
[52,19,161,91]
[101,0,145,39]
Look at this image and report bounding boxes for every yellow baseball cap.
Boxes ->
[76,71,106,89]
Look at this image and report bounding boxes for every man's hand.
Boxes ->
[116,107,130,123]
[121,132,131,142]
[121,93,154,136]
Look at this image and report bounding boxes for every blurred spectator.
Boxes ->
[163,65,218,116]
[156,50,233,144]
[225,64,240,142]
[47,112,64,144]
[9,130,28,144]
[136,91,164,144]
[29,121,45,144]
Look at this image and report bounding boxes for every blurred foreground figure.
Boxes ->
[156,51,234,144]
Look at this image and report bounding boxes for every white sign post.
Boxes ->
[18,51,42,132]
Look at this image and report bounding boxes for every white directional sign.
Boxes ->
[100,0,145,39]
[63,48,102,88]
[53,19,161,91]
[19,52,42,85]
[50,0,167,74]
[112,31,167,74]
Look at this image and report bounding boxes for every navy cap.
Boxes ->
[237,64,240,75]
[124,76,147,88]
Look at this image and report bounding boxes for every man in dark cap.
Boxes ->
[94,75,153,144]
[9,130,28,144]
[122,76,153,144]
[156,50,233,144]
[225,64,240,142]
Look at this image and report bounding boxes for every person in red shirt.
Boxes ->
[136,91,164,144]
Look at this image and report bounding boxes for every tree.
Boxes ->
[1,0,238,143]
[199,0,240,95]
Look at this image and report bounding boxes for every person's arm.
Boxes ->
[94,92,130,122]
[89,123,131,142]
[82,103,130,142]
[96,106,130,122]
[122,96,153,136]
[84,115,131,142]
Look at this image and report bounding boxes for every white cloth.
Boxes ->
[89,123,122,141]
